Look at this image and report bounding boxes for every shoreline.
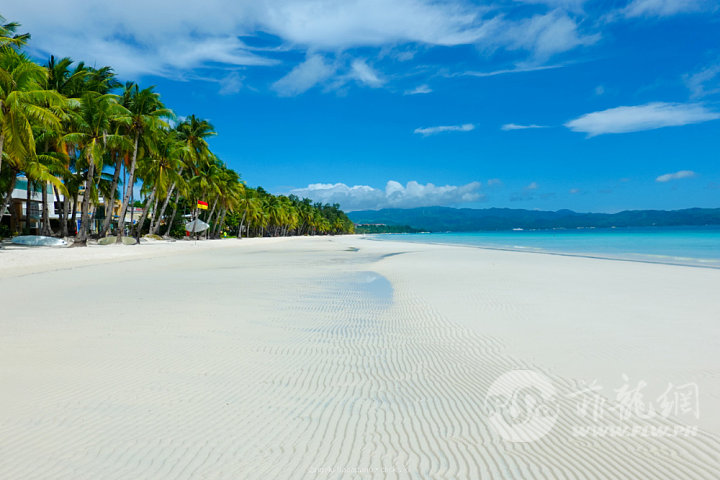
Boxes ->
[365,233,720,269]
[1,236,719,477]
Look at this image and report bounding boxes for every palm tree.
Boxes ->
[185,159,222,239]
[14,153,64,234]
[236,186,256,239]
[0,15,30,49]
[63,92,130,245]
[115,83,172,243]
[28,139,68,235]
[147,130,187,235]
[209,165,241,238]
[0,17,356,241]
[134,127,184,238]
[156,115,215,237]
[52,61,125,238]
[201,160,228,237]
[85,66,121,94]
[45,56,91,97]
[161,173,190,237]
[35,56,95,235]
[0,49,64,220]
[176,114,216,165]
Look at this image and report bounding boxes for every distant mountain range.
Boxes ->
[348,207,720,232]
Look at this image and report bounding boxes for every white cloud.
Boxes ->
[685,63,720,99]
[3,0,487,79]
[4,0,599,84]
[623,0,708,18]
[487,178,503,186]
[656,170,696,182]
[218,72,244,95]
[257,0,489,49]
[414,124,475,136]
[498,10,599,61]
[569,188,580,194]
[290,180,484,211]
[458,64,565,78]
[501,123,548,130]
[404,84,432,95]
[273,56,388,95]
[565,102,720,136]
[514,0,588,13]
[13,8,277,78]
[348,59,384,87]
[272,55,336,96]
[526,182,539,190]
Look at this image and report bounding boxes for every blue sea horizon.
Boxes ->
[370,225,720,268]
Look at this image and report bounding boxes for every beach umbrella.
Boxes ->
[185,219,210,233]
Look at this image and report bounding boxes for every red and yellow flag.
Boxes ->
[197,201,209,210]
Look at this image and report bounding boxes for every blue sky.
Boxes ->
[6,0,720,212]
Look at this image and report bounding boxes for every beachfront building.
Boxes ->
[1,177,61,235]
[1,178,142,237]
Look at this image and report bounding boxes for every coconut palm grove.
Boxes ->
[0,15,355,245]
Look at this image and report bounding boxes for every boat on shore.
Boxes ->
[10,236,68,247]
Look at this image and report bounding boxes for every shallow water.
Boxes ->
[371,226,720,268]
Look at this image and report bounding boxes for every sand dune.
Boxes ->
[1,237,718,478]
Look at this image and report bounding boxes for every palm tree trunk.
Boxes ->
[237,210,247,239]
[149,194,159,234]
[116,132,140,244]
[51,184,62,236]
[24,180,32,234]
[151,166,183,235]
[144,193,159,235]
[41,181,53,236]
[191,205,200,240]
[207,198,218,222]
[75,154,95,246]
[210,207,223,238]
[0,133,4,178]
[70,194,78,232]
[220,208,228,238]
[134,185,156,239]
[61,190,71,237]
[70,193,80,226]
[205,198,218,239]
[163,189,181,237]
[151,182,175,235]
[209,207,219,238]
[89,203,97,229]
[100,152,122,237]
[215,207,227,238]
[0,173,17,228]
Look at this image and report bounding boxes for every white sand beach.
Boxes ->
[1,237,719,479]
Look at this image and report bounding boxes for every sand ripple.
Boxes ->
[0,241,718,478]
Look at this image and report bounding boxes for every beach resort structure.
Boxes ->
[1,177,142,236]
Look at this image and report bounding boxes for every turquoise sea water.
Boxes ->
[370,226,720,268]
